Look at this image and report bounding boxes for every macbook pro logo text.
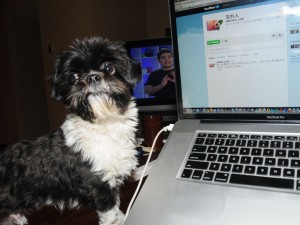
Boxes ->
[267,115,285,120]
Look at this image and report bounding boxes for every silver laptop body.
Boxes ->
[124,1,300,224]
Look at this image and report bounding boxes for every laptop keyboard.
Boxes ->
[178,131,300,192]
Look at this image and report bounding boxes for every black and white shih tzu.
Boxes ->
[0,37,141,225]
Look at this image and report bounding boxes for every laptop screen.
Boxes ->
[169,0,300,121]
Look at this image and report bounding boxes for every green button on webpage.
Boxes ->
[207,40,220,45]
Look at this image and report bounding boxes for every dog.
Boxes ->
[0,37,141,225]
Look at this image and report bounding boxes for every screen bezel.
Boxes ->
[169,0,300,121]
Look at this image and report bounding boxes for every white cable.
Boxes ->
[123,124,174,223]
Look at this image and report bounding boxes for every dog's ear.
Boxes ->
[49,51,71,103]
[126,60,142,89]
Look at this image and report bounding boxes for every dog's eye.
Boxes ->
[68,73,79,84]
[100,63,115,75]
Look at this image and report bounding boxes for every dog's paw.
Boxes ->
[111,210,125,225]
[1,214,28,225]
[97,207,125,225]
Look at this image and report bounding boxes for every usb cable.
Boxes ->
[124,124,175,222]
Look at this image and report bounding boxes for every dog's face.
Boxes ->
[50,37,141,122]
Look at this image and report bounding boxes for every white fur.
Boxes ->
[42,199,80,211]
[61,100,138,188]
[97,206,124,225]
[1,214,28,225]
[97,196,124,225]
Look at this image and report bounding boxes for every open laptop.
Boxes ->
[124,0,300,224]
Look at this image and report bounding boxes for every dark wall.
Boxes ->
[0,0,170,145]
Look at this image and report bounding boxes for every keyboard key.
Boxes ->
[262,135,272,140]
[251,148,262,156]
[186,161,209,170]
[220,164,232,172]
[257,166,268,175]
[263,149,274,156]
[288,150,299,158]
[240,135,249,139]
[287,136,297,141]
[275,136,285,140]
[217,155,228,162]
[205,138,215,145]
[295,142,300,149]
[240,148,250,155]
[198,133,207,137]
[236,140,246,146]
[203,171,215,181]
[230,174,294,189]
[265,158,276,166]
[278,158,289,167]
[192,170,203,179]
[291,160,300,167]
[195,138,205,145]
[225,139,236,146]
[270,167,282,176]
[207,146,217,153]
[245,166,256,174]
[251,135,261,139]
[259,140,269,147]
[189,153,206,160]
[283,141,294,149]
[215,172,229,182]
[252,157,263,165]
[215,139,225,145]
[232,164,244,173]
[207,154,217,161]
[296,180,300,190]
[208,134,217,138]
[209,163,220,171]
[218,134,227,138]
[181,169,192,178]
[192,145,207,152]
[228,147,239,154]
[229,134,238,138]
[276,150,286,157]
[241,156,251,164]
[270,141,281,148]
[283,169,295,178]
[247,140,257,147]
[229,155,240,163]
[217,146,228,154]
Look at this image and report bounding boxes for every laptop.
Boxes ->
[124,0,300,224]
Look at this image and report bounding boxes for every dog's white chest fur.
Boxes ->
[61,102,138,188]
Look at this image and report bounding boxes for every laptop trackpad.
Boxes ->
[220,196,300,225]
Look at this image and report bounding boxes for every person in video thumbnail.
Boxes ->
[144,49,176,98]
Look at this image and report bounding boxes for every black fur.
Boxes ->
[0,37,141,224]
[0,130,116,220]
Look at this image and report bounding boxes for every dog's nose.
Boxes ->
[86,74,101,84]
